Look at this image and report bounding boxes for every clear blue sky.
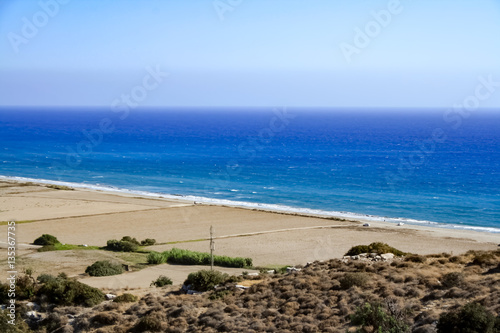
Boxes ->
[1,0,500,108]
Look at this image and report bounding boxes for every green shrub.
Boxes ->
[0,309,31,333]
[437,303,497,333]
[158,248,252,268]
[121,236,140,245]
[38,275,105,307]
[346,245,371,256]
[113,293,138,303]
[151,275,173,288]
[339,272,369,290]
[351,302,410,333]
[16,274,36,300]
[274,266,289,274]
[184,270,229,292]
[0,283,10,304]
[141,238,156,246]
[441,272,465,288]
[243,257,253,267]
[147,251,168,264]
[106,239,139,252]
[37,274,57,284]
[85,261,124,277]
[346,242,405,256]
[33,234,60,246]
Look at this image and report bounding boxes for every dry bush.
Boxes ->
[33,249,500,333]
[102,302,120,311]
[403,274,416,283]
[134,312,165,332]
[404,287,422,298]
[449,255,465,264]
[441,272,465,288]
[73,315,91,332]
[390,274,405,284]
[339,272,369,290]
[91,312,120,326]
[405,254,427,263]
[443,287,468,298]
[38,312,69,333]
[393,288,405,297]
[470,251,499,267]
[394,261,411,268]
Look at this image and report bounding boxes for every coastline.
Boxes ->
[1,175,500,234]
[0,175,498,248]
[0,175,499,288]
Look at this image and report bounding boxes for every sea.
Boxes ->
[1,107,499,233]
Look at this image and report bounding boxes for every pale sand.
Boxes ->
[0,180,498,289]
[80,265,259,291]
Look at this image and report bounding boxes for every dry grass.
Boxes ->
[20,250,500,332]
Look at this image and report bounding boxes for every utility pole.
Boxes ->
[210,225,215,271]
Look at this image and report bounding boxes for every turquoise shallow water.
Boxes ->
[1,108,499,232]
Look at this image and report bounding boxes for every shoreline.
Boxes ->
[2,174,500,235]
[0,176,499,281]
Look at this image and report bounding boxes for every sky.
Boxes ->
[1,0,500,108]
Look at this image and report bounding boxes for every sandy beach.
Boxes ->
[0,179,498,291]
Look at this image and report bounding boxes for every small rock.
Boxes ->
[286,267,302,273]
[26,311,42,320]
[375,255,382,261]
[105,294,116,300]
[363,223,370,227]
[266,270,275,274]
[381,253,395,260]
[369,253,378,258]
[247,272,259,276]
[235,285,249,289]
[26,302,40,311]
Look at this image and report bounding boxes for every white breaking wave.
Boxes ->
[1,175,499,234]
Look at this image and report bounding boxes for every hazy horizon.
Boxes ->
[1,0,500,108]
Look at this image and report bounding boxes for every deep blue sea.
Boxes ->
[1,108,499,232]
